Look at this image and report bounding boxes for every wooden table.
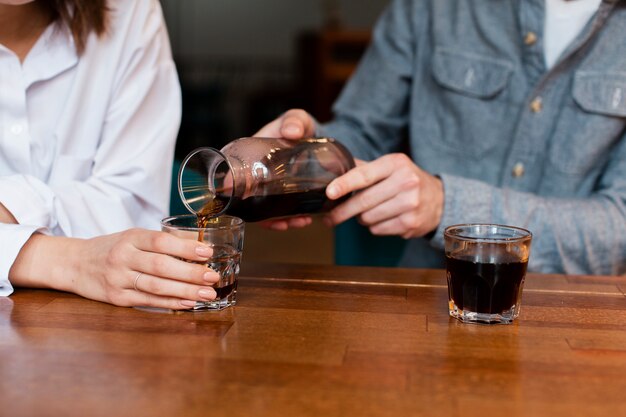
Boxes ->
[2,263,626,417]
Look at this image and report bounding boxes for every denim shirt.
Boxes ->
[320,0,626,275]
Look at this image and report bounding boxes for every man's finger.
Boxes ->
[280,109,316,139]
[326,175,402,225]
[326,155,397,200]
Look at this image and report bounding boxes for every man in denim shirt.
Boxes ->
[257,0,626,275]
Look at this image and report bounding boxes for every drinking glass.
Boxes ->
[161,214,245,311]
[444,224,532,324]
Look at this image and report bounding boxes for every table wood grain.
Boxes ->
[2,262,626,417]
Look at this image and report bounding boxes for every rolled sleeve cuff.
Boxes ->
[0,224,48,296]
[430,174,495,249]
[0,175,53,228]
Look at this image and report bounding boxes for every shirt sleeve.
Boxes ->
[0,224,47,296]
[0,0,181,291]
[318,0,418,160]
[432,132,626,275]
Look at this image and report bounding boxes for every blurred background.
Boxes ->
[160,0,401,266]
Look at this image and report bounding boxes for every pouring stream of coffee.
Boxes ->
[196,197,225,241]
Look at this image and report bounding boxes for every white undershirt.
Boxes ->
[544,0,603,68]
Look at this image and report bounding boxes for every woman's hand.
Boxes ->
[324,153,444,239]
[10,229,221,310]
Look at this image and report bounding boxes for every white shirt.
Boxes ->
[0,0,181,296]
[544,0,603,68]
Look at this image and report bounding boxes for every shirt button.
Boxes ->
[530,97,543,113]
[10,124,24,135]
[512,162,525,178]
[524,32,538,46]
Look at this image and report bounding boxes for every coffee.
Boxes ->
[216,188,346,222]
[196,199,224,241]
[214,281,237,300]
[197,199,225,225]
[197,179,346,223]
[445,254,527,315]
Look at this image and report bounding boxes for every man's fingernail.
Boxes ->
[284,124,300,135]
[327,185,338,199]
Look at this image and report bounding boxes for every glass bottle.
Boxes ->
[178,137,355,222]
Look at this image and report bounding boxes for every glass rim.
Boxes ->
[444,223,532,242]
[177,146,235,216]
[161,214,244,232]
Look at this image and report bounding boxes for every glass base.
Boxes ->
[134,293,236,313]
[448,301,520,324]
[190,296,236,311]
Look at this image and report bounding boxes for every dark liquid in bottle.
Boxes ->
[197,179,346,223]
[446,254,527,315]
[215,188,347,222]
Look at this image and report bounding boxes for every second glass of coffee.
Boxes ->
[444,224,532,324]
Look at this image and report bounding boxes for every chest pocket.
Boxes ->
[427,48,514,157]
[548,71,626,176]
[432,48,513,99]
[574,72,626,117]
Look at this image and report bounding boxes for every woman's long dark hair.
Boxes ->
[44,0,108,54]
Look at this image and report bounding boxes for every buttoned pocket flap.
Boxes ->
[432,48,513,98]
[573,72,626,117]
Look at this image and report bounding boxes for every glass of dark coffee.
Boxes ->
[162,215,245,311]
[444,224,532,324]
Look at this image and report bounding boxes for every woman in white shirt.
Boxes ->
[0,0,220,309]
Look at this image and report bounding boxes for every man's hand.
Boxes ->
[324,153,444,239]
[255,108,317,140]
[254,109,318,230]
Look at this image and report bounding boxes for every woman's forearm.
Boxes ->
[3,201,78,292]
[8,233,80,293]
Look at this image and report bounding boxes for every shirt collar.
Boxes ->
[22,22,78,90]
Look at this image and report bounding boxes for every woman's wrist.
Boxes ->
[9,233,81,293]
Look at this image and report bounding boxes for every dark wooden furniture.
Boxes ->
[2,263,626,416]
[298,30,371,122]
